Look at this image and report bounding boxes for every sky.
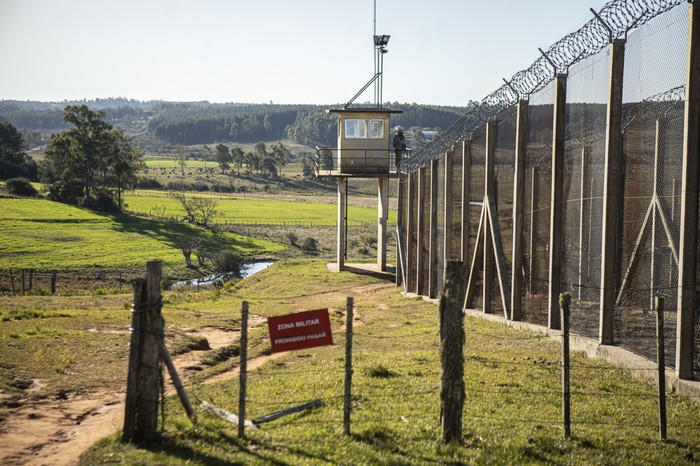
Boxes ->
[0,0,610,107]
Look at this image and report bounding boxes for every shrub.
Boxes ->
[91,191,120,213]
[301,237,317,253]
[286,232,298,246]
[214,251,244,276]
[361,234,377,247]
[367,364,397,378]
[166,180,195,191]
[5,177,38,196]
[137,177,162,189]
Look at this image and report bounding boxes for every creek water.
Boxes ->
[173,261,274,287]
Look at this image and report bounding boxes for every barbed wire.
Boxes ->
[405,0,685,172]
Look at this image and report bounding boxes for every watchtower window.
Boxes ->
[344,118,384,139]
[344,119,367,139]
[369,119,384,139]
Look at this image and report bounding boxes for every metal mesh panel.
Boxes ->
[450,147,464,261]
[398,176,409,288]
[562,48,609,339]
[408,171,418,293]
[521,82,555,325]
[435,157,446,295]
[469,129,487,311]
[495,107,517,263]
[617,4,687,368]
[492,106,517,314]
[419,167,431,296]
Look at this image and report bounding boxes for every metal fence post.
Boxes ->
[560,292,571,439]
[655,296,667,440]
[343,297,354,435]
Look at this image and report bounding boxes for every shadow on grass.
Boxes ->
[350,426,447,465]
[132,427,329,466]
[105,212,264,254]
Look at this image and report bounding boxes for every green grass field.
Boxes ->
[70,259,700,465]
[124,192,396,225]
[0,258,698,464]
[0,198,285,270]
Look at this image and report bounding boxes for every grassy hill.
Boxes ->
[124,191,396,226]
[0,198,284,270]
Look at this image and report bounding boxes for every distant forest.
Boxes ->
[0,98,468,149]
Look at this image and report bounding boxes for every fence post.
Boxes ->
[337,176,347,271]
[560,292,571,439]
[440,261,467,443]
[599,38,626,344]
[548,74,567,330]
[343,297,354,436]
[21,269,26,294]
[238,301,249,439]
[28,269,33,291]
[51,271,57,294]
[655,296,667,440]
[676,0,700,380]
[123,260,163,443]
[9,269,16,296]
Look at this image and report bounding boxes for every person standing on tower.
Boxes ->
[393,127,406,171]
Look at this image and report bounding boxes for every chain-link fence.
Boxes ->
[398,1,698,378]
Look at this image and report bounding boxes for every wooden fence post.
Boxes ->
[238,301,249,439]
[9,269,16,296]
[560,292,571,439]
[343,297,354,436]
[440,261,467,443]
[51,271,57,295]
[123,260,163,443]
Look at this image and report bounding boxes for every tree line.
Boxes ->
[2,100,467,148]
[212,141,291,177]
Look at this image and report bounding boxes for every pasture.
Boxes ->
[0,198,284,271]
[124,191,396,226]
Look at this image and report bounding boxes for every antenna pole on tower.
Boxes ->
[372,1,389,109]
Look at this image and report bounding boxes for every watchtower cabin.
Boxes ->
[315,107,402,272]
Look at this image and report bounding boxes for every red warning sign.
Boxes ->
[268,308,333,353]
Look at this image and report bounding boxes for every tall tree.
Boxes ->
[215,143,232,174]
[0,121,37,180]
[270,142,291,176]
[253,142,268,175]
[174,144,187,176]
[108,128,144,209]
[40,105,142,209]
[230,146,244,174]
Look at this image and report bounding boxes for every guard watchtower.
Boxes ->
[315,108,402,272]
[314,32,403,272]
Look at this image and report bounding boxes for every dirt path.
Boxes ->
[0,283,382,465]
[0,322,275,466]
